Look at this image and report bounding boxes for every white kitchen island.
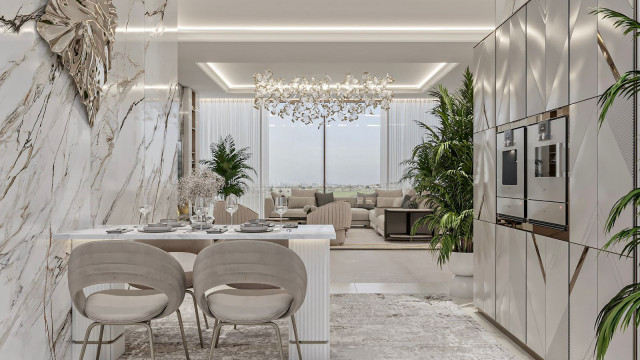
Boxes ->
[54,225,335,360]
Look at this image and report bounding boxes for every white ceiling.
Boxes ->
[177,0,495,98]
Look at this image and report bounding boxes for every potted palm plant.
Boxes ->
[401,68,474,297]
[587,8,640,360]
[200,135,257,198]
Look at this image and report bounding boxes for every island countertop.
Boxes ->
[53,224,337,241]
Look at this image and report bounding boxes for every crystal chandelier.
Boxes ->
[253,70,394,125]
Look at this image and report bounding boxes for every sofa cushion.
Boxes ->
[291,189,318,197]
[336,197,357,208]
[315,192,334,207]
[377,197,402,208]
[400,194,412,208]
[369,209,378,223]
[287,197,316,208]
[376,214,385,229]
[351,208,370,221]
[356,192,377,209]
[270,208,307,219]
[376,189,403,197]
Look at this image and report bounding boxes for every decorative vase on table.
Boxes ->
[448,252,474,298]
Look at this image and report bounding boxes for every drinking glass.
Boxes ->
[275,196,287,224]
[139,196,153,226]
[225,195,239,226]
[193,197,208,230]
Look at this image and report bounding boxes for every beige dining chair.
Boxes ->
[193,240,307,360]
[213,200,259,225]
[133,239,212,348]
[306,200,352,245]
[68,240,189,359]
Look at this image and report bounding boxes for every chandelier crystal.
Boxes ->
[253,70,394,125]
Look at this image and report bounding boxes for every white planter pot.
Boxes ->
[448,251,474,298]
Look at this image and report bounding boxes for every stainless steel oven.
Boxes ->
[526,117,567,229]
[497,127,525,221]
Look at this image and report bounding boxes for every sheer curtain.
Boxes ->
[381,99,438,189]
[197,99,268,216]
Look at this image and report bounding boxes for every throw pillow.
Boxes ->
[315,192,334,207]
[291,189,318,197]
[400,194,412,208]
[287,197,316,209]
[355,192,377,210]
[375,189,403,197]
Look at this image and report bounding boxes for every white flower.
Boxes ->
[178,169,225,205]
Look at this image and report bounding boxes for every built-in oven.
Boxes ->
[526,117,567,230]
[497,127,525,221]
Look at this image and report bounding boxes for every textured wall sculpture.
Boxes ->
[36,0,117,126]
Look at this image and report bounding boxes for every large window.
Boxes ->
[268,109,382,195]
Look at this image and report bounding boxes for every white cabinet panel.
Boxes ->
[509,229,527,343]
[526,233,546,356]
[495,226,510,328]
[598,251,634,360]
[474,220,496,318]
[473,129,496,224]
[496,23,510,126]
[569,244,597,360]
[545,238,568,360]
[509,9,526,121]
[473,33,496,133]
[569,0,598,103]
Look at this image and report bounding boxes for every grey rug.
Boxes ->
[119,294,515,359]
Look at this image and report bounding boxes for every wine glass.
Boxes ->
[225,195,239,226]
[139,196,153,226]
[193,197,208,230]
[275,196,287,224]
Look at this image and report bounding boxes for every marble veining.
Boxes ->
[0,0,178,358]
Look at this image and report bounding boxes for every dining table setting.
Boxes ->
[55,193,335,360]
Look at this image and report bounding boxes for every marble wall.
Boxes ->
[0,0,179,358]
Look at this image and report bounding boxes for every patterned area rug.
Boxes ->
[120,294,515,359]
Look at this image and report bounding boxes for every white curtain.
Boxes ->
[197,99,268,216]
[381,99,438,189]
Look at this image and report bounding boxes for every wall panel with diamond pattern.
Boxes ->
[474,33,496,133]
[526,0,569,116]
[597,0,634,95]
[496,23,510,126]
[569,0,598,103]
[510,9,527,121]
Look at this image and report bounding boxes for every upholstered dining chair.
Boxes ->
[68,240,189,359]
[213,200,259,225]
[133,239,212,348]
[193,240,307,360]
[306,200,352,245]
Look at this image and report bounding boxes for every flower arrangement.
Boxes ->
[178,168,225,205]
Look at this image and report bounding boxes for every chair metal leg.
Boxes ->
[79,322,99,360]
[209,322,225,360]
[268,322,285,360]
[95,325,104,360]
[213,321,223,348]
[142,322,155,360]
[186,290,204,348]
[176,310,191,360]
[203,311,210,329]
[291,315,303,360]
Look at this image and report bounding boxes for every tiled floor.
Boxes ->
[330,244,535,360]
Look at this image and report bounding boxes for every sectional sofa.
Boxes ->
[264,188,428,238]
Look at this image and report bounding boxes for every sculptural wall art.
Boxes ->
[36,0,118,126]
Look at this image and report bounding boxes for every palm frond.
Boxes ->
[597,71,640,126]
[596,283,640,360]
[591,8,640,37]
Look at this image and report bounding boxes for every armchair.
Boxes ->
[306,201,352,246]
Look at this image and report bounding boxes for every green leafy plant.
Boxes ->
[400,68,474,266]
[589,7,640,360]
[200,135,256,198]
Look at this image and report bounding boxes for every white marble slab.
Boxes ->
[54,224,336,241]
